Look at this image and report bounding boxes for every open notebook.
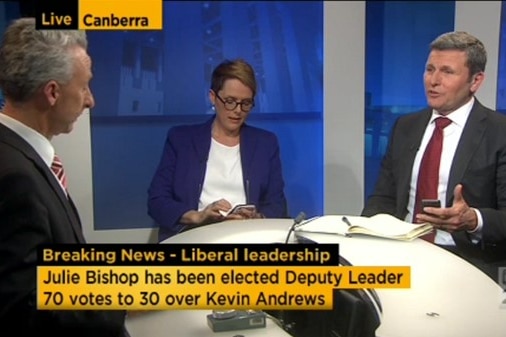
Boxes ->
[294,214,434,241]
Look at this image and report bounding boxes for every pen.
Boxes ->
[341,216,352,237]
[246,179,250,204]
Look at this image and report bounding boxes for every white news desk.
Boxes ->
[126,309,291,337]
[126,218,506,337]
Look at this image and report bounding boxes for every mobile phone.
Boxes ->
[230,204,256,214]
[219,204,256,217]
[421,199,441,213]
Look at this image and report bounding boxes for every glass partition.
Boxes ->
[88,1,324,229]
[364,1,455,199]
[496,2,506,113]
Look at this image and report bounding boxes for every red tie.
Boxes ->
[413,117,452,241]
[51,154,67,190]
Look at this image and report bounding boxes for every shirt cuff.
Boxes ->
[467,208,483,234]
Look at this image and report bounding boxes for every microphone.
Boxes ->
[294,211,306,225]
[284,211,306,244]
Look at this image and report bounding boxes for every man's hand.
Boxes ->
[416,184,478,232]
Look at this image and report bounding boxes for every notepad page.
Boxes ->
[345,214,428,236]
[296,214,428,237]
[295,215,352,235]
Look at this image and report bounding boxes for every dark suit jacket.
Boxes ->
[0,123,126,337]
[362,100,506,279]
[148,116,288,241]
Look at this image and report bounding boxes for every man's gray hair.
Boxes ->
[0,17,88,102]
[430,31,487,76]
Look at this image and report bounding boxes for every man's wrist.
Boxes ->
[466,208,479,233]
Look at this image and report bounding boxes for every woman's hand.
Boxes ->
[227,207,262,219]
[180,199,232,226]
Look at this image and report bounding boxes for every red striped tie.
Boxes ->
[51,154,67,190]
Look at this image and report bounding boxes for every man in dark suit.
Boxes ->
[0,18,126,336]
[362,31,506,282]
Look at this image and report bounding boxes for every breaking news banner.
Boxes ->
[37,244,411,311]
[35,0,162,30]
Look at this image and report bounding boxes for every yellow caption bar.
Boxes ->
[38,266,410,310]
[79,0,162,30]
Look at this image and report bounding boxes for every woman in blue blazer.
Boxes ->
[148,59,288,241]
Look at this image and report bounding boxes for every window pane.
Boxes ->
[88,1,323,229]
[495,1,506,112]
[364,1,455,200]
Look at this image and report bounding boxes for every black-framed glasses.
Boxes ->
[214,92,255,112]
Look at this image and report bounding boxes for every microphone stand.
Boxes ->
[284,212,306,244]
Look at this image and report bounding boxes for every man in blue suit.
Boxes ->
[362,31,506,282]
[148,59,288,241]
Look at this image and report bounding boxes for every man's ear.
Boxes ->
[43,80,60,106]
[470,72,484,94]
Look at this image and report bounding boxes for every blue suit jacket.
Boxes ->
[148,117,288,241]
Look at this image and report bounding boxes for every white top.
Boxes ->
[198,138,246,210]
[406,98,482,245]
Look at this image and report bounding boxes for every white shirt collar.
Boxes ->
[429,96,474,127]
[0,113,55,167]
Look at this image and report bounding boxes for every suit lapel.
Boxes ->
[446,102,487,206]
[192,121,212,164]
[398,110,432,209]
[239,125,256,193]
[191,119,213,202]
[28,150,86,243]
[0,124,86,243]
[445,101,486,248]
[67,195,86,243]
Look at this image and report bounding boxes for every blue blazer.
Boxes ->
[148,117,288,241]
